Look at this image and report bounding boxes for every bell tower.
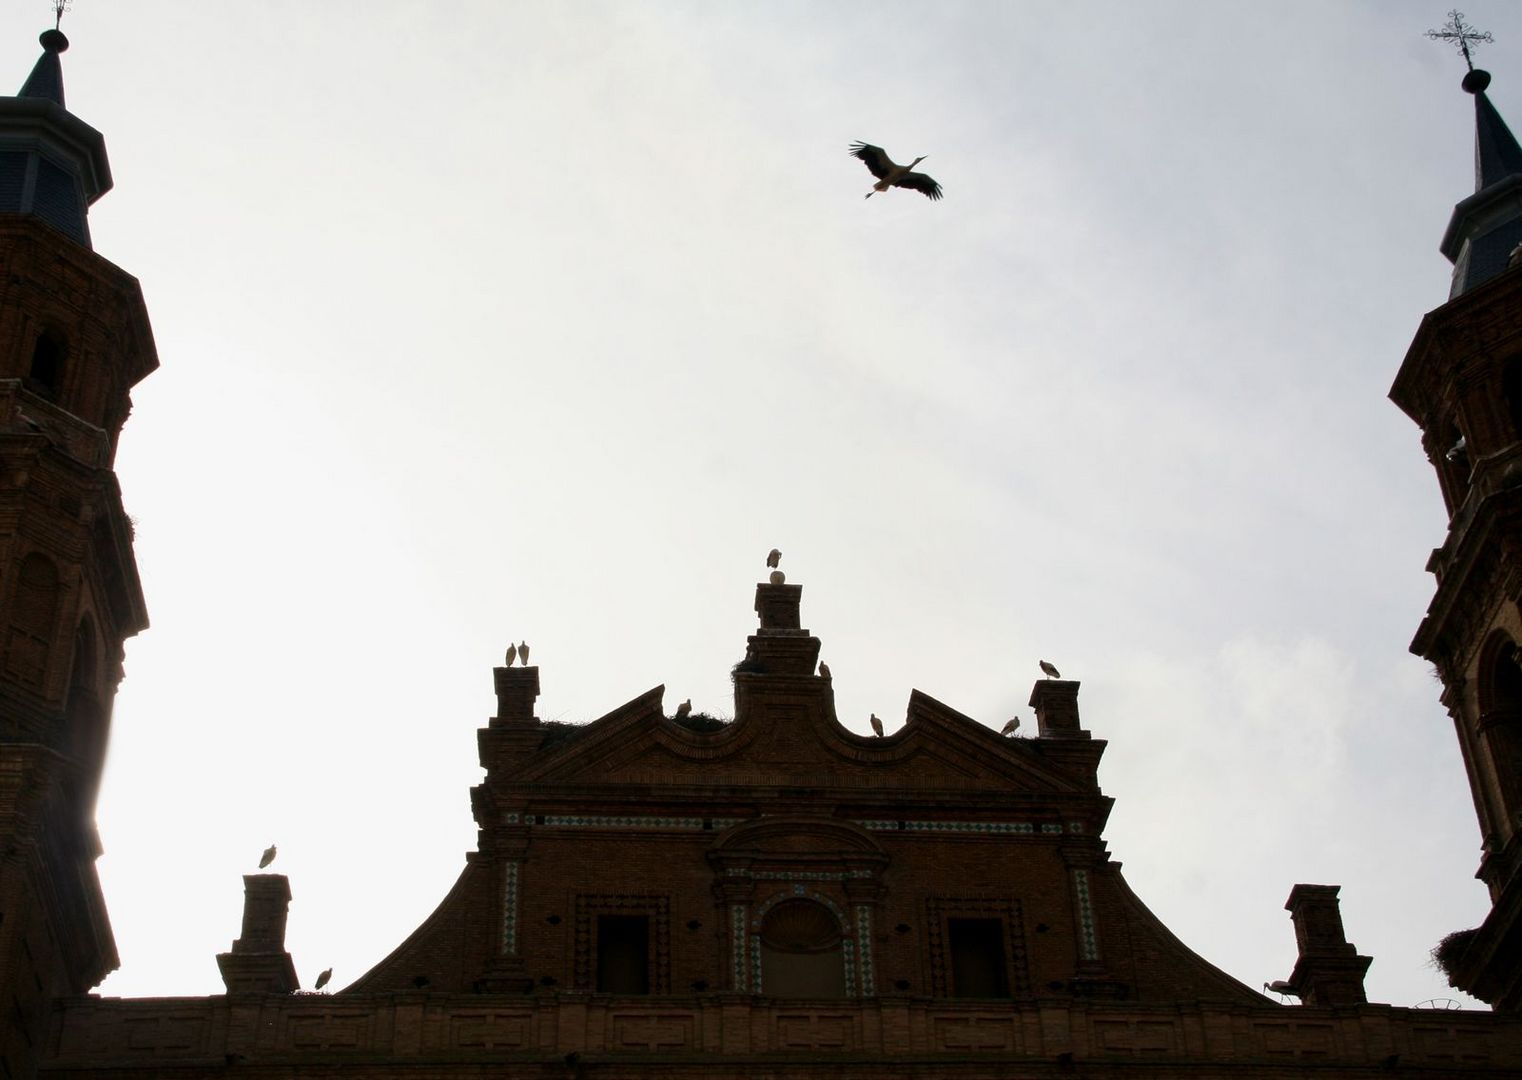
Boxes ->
[0,25,157,1078]
[1390,60,1522,1011]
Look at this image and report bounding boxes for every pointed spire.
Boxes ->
[0,24,111,248]
[1439,69,1522,299]
[1463,69,1522,192]
[18,29,67,107]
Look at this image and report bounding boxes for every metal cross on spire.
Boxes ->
[50,1,72,30]
[1426,9,1493,71]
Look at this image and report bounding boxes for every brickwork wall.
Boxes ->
[0,218,156,450]
[42,992,1522,1077]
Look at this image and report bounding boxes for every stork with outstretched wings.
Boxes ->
[849,142,943,201]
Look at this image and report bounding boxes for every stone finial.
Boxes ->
[216,874,299,994]
[1283,884,1372,1007]
[1029,679,1088,739]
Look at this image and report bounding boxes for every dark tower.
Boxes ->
[1391,67,1522,1010]
[0,27,157,1077]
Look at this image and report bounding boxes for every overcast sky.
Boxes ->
[10,1,1521,1008]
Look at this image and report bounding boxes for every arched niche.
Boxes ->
[65,615,104,763]
[758,896,846,998]
[5,552,61,691]
[707,817,887,996]
[1503,354,1522,443]
[1477,630,1522,827]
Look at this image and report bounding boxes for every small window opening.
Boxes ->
[1436,419,1470,514]
[1483,638,1522,819]
[948,917,1008,998]
[1504,357,1522,442]
[25,331,66,401]
[596,915,649,994]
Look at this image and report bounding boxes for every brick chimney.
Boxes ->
[743,580,821,676]
[1030,679,1089,739]
[1283,884,1372,1006]
[493,665,540,725]
[216,875,299,994]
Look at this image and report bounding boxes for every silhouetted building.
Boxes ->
[1391,66,1522,1014]
[0,26,155,1080]
[2,25,1521,1080]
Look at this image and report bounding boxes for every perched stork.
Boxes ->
[767,548,782,569]
[314,967,333,991]
[869,713,884,738]
[818,662,831,680]
[258,844,277,869]
[518,641,530,665]
[675,699,692,720]
[1039,660,1061,679]
[505,643,518,667]
[1001,716,1021,736]
[849,142,942,201]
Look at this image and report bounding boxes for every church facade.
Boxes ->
[3,24,1522,1080]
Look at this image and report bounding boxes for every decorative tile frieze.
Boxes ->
[1073,869,1099,961]
[854,906,875,996]
[855,819,1073,835]
[750,931,763,994]
[730,903,748,991]
[501,862,519,955]
[724,868,872,881]
[541,814,705,829]
[528,815,744,830]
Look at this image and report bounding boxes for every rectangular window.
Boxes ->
[596,914,650,994]
[948,917,1008,997]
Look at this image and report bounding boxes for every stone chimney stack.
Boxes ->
[1283,884,1372,1006]
[1030,679,1088,739]
[216,875,299,994]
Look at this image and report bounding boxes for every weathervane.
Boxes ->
[1425,10,1493,71]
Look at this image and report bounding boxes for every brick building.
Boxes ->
[3,23,1522,1080]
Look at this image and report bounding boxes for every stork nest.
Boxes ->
[1430,927,1479,979]
[537,720,593,749]
[671,711,729,733]
[731,656,767,680]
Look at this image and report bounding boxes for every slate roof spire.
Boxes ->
[18,28,68,106]
[1440,68,1522,298]
[1463,69,1522,194]
[0,24,112,249]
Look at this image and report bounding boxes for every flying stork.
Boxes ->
[848,142,943,201]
